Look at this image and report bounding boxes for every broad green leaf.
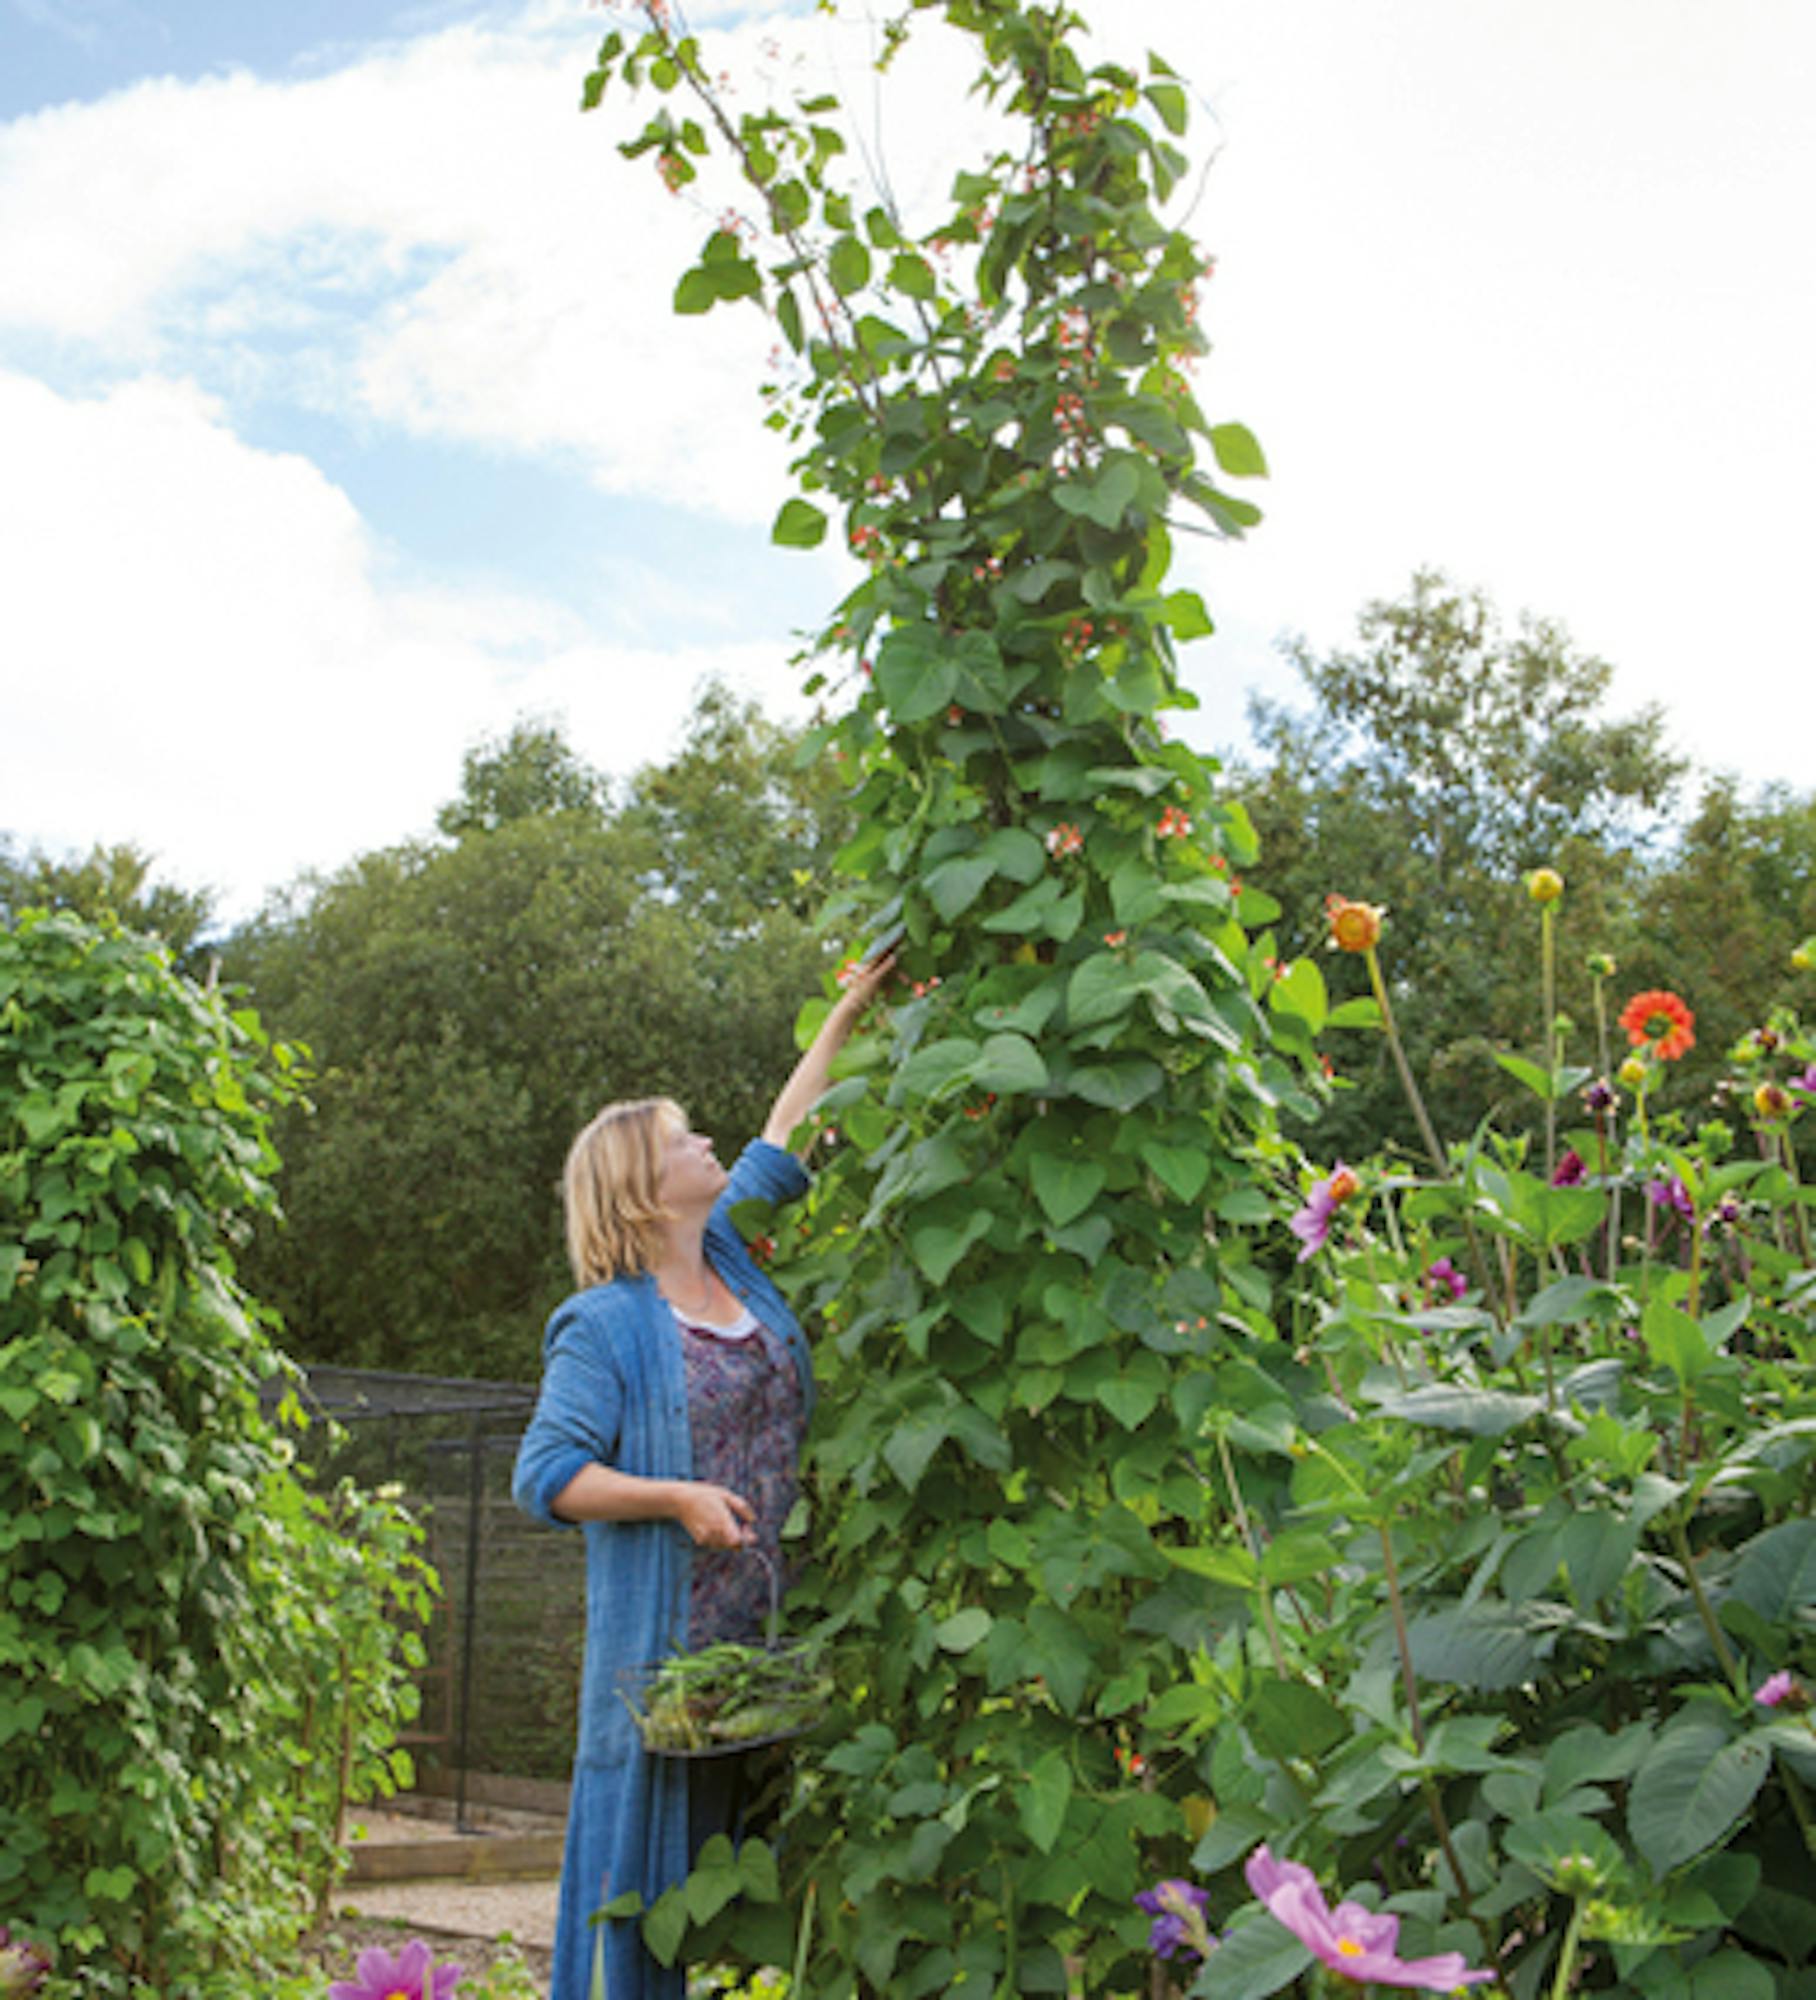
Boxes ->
[1140,1139,1209,1201]
[1160,587,1214,639]
[934,1606,993,1653]
[1628,1719,1770,1876]
[1644,1296,1719,1386]
[1072,1058,1165,1112]
[1020,1748,1073,1853]
[1262,1528,1342,1585]
[1207,422,1268,478]
[1726,1518,1816,1622]
[924,854,996,920]
[1183,1909,1312,2000]
[1268,957,1327,1033]
[1096,1369,1161,1429]
[1030,1153,1106,1228]
[972,1033,1049,1095]
[897,1036,981,1099]
[1163,1543,1257,1587]
[1407,1600,1562,1690]
[1326,996,1382,1030]
[1367,1383,1543,1436]
[828,233,871,293]
[770,497,827,548]
[1249,1678,1347,1759]
[882,1412,950,1491]
[906,1206,993,1284]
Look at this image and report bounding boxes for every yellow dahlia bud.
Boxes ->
[1586,951,1617,979]
[1618,1055,1650,1090]
[1527,867,1564,905]
[1754,1081,1792,1121]
[1326,896,1384,953]
[1794,937,1816,973]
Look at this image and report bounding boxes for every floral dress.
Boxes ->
[675,1302,804,1648]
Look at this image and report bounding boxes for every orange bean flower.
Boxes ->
[1619,988,1696,1062]
[1325,896,1384,954]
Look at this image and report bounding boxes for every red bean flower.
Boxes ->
[1619,988,1696,1062]
[1245,1847,1494,1991]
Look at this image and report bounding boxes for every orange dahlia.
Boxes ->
[1326,895,1384,953]
[1619,988,1696,1062]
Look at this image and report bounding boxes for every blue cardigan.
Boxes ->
[512,1140,813,2000]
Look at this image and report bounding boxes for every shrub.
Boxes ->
[1,911,431,1995]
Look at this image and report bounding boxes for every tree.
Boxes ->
[0,837,214,972]
[225,688,844,1379]
[1234,570,1686,1160]
[434,717,610,836]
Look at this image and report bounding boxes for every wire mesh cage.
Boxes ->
[264,1363,584,1826]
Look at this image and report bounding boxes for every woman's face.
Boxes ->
[656,1120,728,1211]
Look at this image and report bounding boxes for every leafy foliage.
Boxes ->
[225,687,845,1377]
[0,911,431,1996]
[583,2,1309,1990]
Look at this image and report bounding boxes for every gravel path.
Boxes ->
[327,1804,562,1975]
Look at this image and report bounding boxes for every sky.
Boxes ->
[3,0,1812,924]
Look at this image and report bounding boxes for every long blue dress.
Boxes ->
[511,1140,813,2000]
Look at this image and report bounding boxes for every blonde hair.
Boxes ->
[563,1097,687,1286]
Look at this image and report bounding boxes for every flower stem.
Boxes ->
[1218,1429,1289,1674]
[1549,1897,1588,2000]
[1780,1130,1814,1265]
[1377,1518,1475,1919]
[1668,1511,1745,1698]
[1541,904,1558,1181]
[1364,946,1447,1177]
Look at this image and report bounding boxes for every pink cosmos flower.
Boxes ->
[1755,1670,1795,1708]
[1244,1846,1494,1991]
[1289,1165,1360,1261]
[329,1939,463,2000]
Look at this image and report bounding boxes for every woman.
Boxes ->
[512,957,890,2000]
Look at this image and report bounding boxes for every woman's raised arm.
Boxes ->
[762,951,895,1152]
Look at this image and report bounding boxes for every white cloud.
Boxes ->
[0,365,808,917]
[3,0,1813,943]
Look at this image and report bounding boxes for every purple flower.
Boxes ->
[1424,1258,1467,1303]
[1245,1846,1494,1991]
[1755,1670,1795,1708]
[329,1940,463,2000]
[0,1929,52,1998]
[1289,1164,1360,1261]
[1582,1077,1616,1114]
[1135,1879,1216,1962]
[1646,1174,1694,1219]
[1550,1149,1587,1187]
[1789,1064,1816,1100]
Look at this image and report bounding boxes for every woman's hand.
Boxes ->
[763,949,898,1150]
[672,1481,757,1550]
